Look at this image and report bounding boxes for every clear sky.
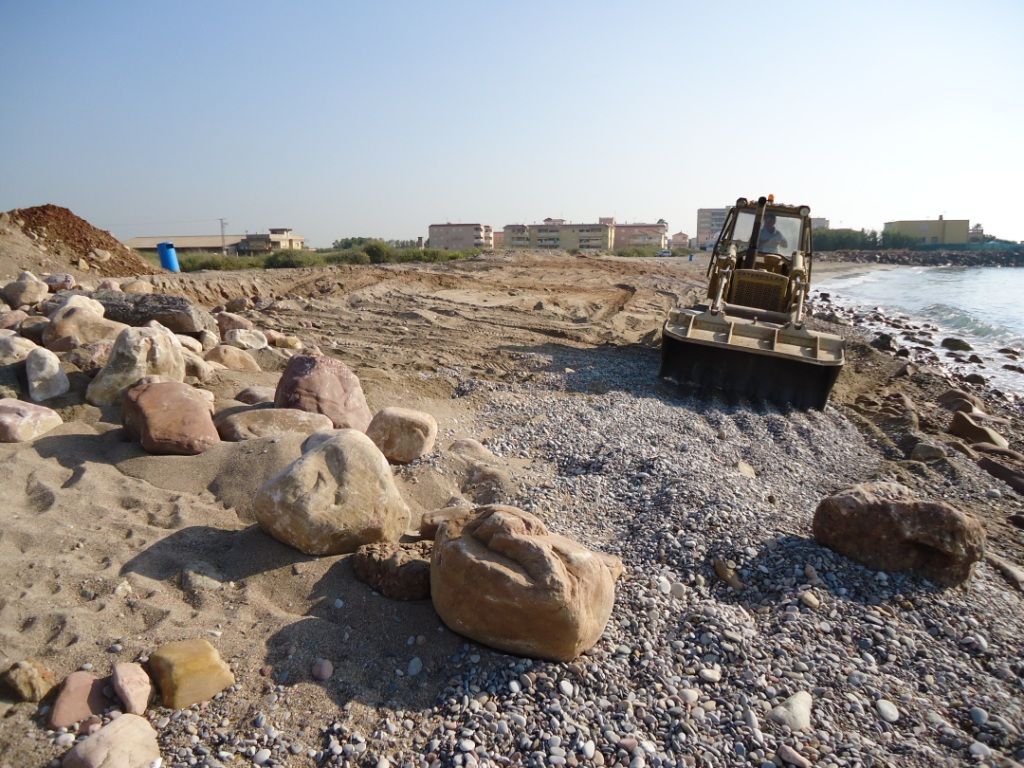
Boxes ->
[1,1,1022,246]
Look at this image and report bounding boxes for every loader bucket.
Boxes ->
[660,311,843,410]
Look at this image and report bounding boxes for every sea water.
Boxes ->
[816,265,1024,394]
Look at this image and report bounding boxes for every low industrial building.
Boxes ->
[237,228,305,253]
[126,235,244,254]
[670,231,690,248]
[126,227,304,254]
[428,223,494,251]
[883,216,969,245]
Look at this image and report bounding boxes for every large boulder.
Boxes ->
[0,398,62,441]
[26,347,70,401]
[254,429,409,555]
[121,279,154,295]
[47,293,105,318]
[90,290,217,334]
[431,505,624,661]
[236,385,276,404]
[181,347,216,382]
[17,316,49,344]
[975,445,1024,496]
[215,311,253,335]
[43,306,128,351]
[123,380,219,455]
[224,328,268,350]
[365,406,438,463]
[205,344,261,372]
[274,354,372,431]
[216,407,333,441]
[352,540,433,600]
[948,411,1009,449]
[1,275,48,307]
[63,340,114,376]
[0,309,27,330]
[44,273,76,292]
[812,482,985,586]
[86,324,185,406]
[0,332,38,364]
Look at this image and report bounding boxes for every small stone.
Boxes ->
[62,714,160,768]
[148,638,234,709]
[50,671,108,729]
[777,743,811,768]
[768,691,812,732]
[876,698,899,723]
[253,748,272,765]
[311,659,333,682]
[799,590,820,610]
[968,706,988,727]
[111,662,151,715]
[558,679,573,696]
[736,460,756,478]
[681,688,700,705]
[968,742,991,759]
[1,659,57,702]
[698,666,721,683]
[407,657,423,676]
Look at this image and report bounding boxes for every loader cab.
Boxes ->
[709,200,813,315]
[717,207,808,272]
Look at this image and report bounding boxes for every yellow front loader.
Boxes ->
[661,196,844,409]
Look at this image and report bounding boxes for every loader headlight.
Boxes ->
[799,206,810,216]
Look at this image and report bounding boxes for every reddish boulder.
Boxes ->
[274,354,371,431]
[0,309,27,330]
[975,445,1024,496]
[122,380,220,455]
[431,505,624,661]
[352,540,433,600]
[44,273,76,292]
[813,482,985,586]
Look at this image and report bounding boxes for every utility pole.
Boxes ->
[219,218,228,255]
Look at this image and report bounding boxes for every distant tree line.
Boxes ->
[331,236,420,249]
[812,228,920,250]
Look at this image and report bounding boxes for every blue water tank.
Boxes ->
[156,241,180,273]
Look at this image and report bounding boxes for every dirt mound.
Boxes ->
[0,204,153,279]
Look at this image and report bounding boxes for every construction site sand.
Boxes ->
[0,251,709,761]
[1,252,1018,766]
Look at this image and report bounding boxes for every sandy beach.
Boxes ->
[0,250,1021,767]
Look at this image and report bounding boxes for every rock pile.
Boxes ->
[2,204,153,276]
[3,637,232,767]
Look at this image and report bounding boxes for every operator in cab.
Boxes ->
[757,213,789,255]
